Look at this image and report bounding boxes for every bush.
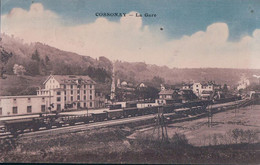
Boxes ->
[170,133,189,146]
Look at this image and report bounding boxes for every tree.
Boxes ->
[31,49,40,62]
[13,64,26,76]
[0,49,13,79]
[45,55,50,64]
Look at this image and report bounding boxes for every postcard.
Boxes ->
[0,0,259,164]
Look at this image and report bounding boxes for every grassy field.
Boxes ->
[130,105,260,146]
[0,75,47,96]
[0,105,259,163]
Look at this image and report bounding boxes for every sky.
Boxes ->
[1,0,260,69]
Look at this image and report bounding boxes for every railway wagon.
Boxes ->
[92,112,107,122]
[3,118,37,134]
[164,112,184,121]
[3,114,61,134]
[175,107,190,116]
[60,114,91,125]
[147,105,160,114]
[109,104,122,110]
[163,104,175,113]
[104,110,124,120]
[126,102,137,108]
[123,107,139,117]
[213,96,241,104]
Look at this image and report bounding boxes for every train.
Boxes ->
[0,97,242,136]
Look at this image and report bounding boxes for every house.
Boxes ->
[139,83,147,88]
[192,82,217,99]
[0,95,50,116]
[37,75,96,111]
[178,89,198,102]
[182,83,192,90]
[156,89,181,105]
[192,83,202,96]
[95,91,106,108]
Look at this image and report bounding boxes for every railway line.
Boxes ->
[0,97,253,139]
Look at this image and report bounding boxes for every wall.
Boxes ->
[0,96,50,116]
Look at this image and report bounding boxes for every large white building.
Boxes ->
[192,82,214,98]
[0,75,96,116]
[37,75,96,111]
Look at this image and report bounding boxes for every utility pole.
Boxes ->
[207,103,213,127]
[110,61,116,103]
[152,106,169,142]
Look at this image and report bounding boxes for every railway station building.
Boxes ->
[0,95,50,116]
[0,75,96,116]
[37,75,96,111]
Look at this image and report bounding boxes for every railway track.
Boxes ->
[0,98,253,139]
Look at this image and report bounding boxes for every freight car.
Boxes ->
[1,97,246,136]
[2,114,60,136]
[104,109,124,120]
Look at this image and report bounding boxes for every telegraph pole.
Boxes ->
[152,106,169,142]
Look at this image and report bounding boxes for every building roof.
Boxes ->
[43,75,96,85]
[201,90,213,94]
[159,89,175,95]
[0,95,51,99]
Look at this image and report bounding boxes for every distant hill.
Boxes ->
[1,33,260,96]
[114,61,260,87]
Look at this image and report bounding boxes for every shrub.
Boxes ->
[170,133,189,146]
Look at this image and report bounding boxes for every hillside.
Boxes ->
[115,61,260,87]
[1,33,260,96]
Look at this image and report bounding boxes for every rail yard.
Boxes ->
[0,96,254,139]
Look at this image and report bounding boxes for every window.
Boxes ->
[90,95,92,100]
[57,97,61,102]
[71,85,73,89]
[71,96,73,101]
[84,90,86,94]
[64,96,66,101]
[71,90,73,94]
[27,106,32,113]
[77,90,80,94]
[13,98,17,103]
[90,102,92,107]
[13,107,18,114]
[77,95,80,100]
[0,108,2,115]
[64,91,66,95]
[42,97,45,102]
[90,85,92,88]
[90,90,92,94]
[84,85,86,88]
[28,98,31,103]
[57,91,61,95]
[64,85,66,89]
[84,95,86,100]
[41,105,45,112]
[84,103,86,107]
[57,104,61,111]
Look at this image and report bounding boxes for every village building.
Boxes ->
[0,75,97,116]
[0,95,50,116]
[156,89,181,105]
[37,75,96,111]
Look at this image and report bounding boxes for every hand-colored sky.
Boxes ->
[1,0,260,68]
